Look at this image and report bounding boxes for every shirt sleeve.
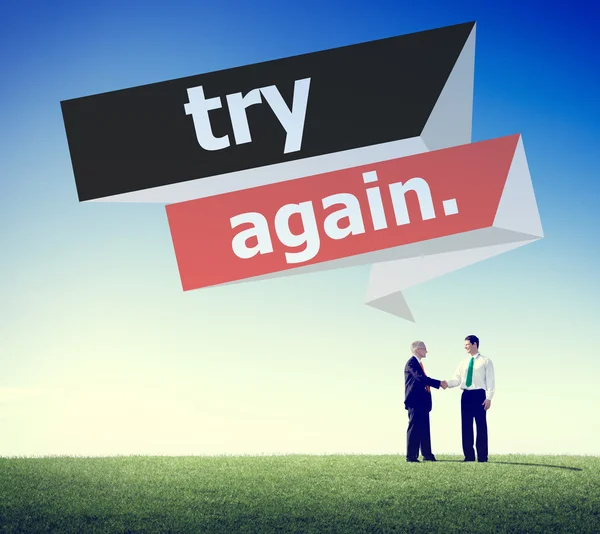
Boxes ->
[447,361,462,388]
[485,358,495,400]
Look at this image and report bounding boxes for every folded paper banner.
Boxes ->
[165,134,544,320]
[60,22,475,203]
[61,21,542,321]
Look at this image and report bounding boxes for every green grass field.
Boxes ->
[0,454,598,533]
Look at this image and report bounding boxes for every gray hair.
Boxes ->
[411,341,425,354]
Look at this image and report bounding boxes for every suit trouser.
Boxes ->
[461,389,488,461]
[406,408,433,459]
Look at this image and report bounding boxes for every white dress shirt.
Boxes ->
[447,352,495,400]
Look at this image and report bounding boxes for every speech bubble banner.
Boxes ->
[165,133,543,310]
[60,21,543,321]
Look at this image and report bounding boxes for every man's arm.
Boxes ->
[483,358,495,410]
[406,361,441,389]
[446,361,463,388]
[428,376,442,389]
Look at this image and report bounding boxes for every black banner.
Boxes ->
[61,21,474,202]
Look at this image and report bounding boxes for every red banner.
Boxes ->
[166,135,519,290]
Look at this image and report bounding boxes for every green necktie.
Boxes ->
[466,357,475,387]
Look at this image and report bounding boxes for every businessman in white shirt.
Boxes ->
[446,335,495,462]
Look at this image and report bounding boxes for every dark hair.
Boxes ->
[465,335,479,348]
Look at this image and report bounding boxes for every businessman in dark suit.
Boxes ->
[404,341,448,462]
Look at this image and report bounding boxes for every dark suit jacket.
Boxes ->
[404,356,441,412]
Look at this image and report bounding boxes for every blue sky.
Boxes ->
[1,0,599,457]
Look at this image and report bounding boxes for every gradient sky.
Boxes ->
[1,0,599,457]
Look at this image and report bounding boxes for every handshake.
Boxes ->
[440,380,448,390]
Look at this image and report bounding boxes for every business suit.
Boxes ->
[404,355,442,461]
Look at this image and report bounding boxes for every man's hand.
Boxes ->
[482,399,491,411]
[440,380,448,390]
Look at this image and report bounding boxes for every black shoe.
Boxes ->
[423,456,437,462]
[406,458,420,463]
[463,458,475,462]
[478,459,488,463]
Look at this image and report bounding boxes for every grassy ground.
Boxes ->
[0,454,598,533]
